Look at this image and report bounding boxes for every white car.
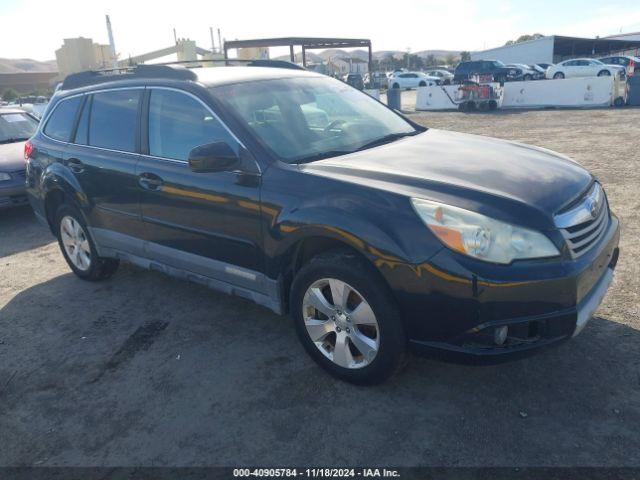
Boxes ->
[506,63,543,80]
[546,58,625,80]
[388,71,439,89]
[425,69,454,84]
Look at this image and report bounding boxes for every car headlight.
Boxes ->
[0,172,11,182]
[411,198,560,264]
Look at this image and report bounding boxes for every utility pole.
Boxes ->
[210,27,216,53]
[218,29,223,54]
[173,28,178,45]
[105,15,118,68]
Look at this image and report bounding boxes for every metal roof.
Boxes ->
[551,35,640,57]
[223,37,371,50]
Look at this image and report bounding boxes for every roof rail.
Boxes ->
[153,58,305,70]
[60,64,198,90]
[59,59,304,91]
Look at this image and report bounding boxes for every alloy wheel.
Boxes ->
[60,215,92,271]
[302,278,380,369]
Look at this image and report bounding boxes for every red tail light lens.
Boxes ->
[24,140,34,161]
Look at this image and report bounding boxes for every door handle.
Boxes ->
[66,158,85,174]
[138,172,164,191]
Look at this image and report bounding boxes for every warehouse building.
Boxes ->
[471,35,640,64]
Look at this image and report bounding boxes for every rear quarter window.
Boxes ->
[43,96,82,142]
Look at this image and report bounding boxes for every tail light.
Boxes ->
[629,59,635,76]
[24,140,34,161]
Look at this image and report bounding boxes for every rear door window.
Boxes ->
[147,89,238,161]
[89,90,141,152]
[44,96,82,142]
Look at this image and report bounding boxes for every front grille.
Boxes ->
[555,183,609,258]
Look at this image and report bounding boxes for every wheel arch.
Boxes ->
[41,164,90,234]
[270,211,412,314]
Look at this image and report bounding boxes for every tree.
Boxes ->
[504,33,544,46]
[460,51,471,62]
[2,88,18,102]
[445,53,457,66]
[425,54,437,67]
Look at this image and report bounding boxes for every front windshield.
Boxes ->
[0,112,38,143]
[212,76,419,163]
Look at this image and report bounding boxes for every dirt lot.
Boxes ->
[1,108,639,467]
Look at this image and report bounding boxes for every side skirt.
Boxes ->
[90,228,283,315]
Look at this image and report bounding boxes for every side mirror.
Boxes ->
[188,142,240,173]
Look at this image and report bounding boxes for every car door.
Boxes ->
[561,60,575,77]
[53,89,145,252]
[136,87,264,286]
[577,60,593,77]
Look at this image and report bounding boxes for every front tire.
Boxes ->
[55,203,119,281]
[553,72,565,79]
[290,250,406,384]
[598,70,611,77]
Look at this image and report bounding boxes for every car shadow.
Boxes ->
[0,269,638,466]
[0,205,53,258]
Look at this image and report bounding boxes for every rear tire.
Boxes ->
[55,203,119,281]
[419,81,427,87]
[290,249,406,384]
[392,82,399,89]
[523,74,533,81]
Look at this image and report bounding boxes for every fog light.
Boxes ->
[494,326,508,345]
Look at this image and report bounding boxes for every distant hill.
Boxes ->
[0,58,57,74]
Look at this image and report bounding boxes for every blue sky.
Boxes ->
[1,0,640,60]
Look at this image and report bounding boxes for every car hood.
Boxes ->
[0,142,25,172]
[300,129,592,222]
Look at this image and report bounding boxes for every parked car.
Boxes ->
[599,56,639,76]
[26,64,620,384]
[453,60,519,83]
[535,63,554,71]
[425,69,454,84]
[388,71,439,89]
[363,72,388,89]
[0,108,39,209]
[343,73,365,90]
[506,63,544,80]
[546,58,626,79]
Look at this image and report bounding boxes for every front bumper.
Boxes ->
[383,216,620,364]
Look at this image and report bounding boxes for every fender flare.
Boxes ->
[41,163,91,227]
[266,205,412,279]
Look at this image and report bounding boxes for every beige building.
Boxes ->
[55,37,116,78]
[237,47,270,60]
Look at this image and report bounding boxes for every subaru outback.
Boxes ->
[25,64,619,384]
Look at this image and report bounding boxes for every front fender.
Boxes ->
[271,204,409,269]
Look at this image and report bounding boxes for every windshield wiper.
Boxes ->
[0,137,29,144]
[293,150,353,164]
[354,131,420,152]
[292,131,421,164]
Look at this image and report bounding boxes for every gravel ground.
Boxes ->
[1,108,639,467]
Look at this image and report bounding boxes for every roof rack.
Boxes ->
[61,64,197,90]
[60,59,304,91]
[152,58,305,70]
